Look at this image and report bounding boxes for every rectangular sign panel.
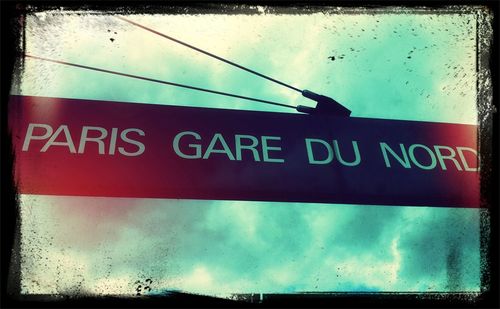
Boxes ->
[8,95,480,207]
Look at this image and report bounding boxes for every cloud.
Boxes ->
[396,207,481,291]
[19,196,481,295]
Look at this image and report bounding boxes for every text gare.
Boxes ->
[173,131,285,162]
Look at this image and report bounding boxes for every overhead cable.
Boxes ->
[25,54,297,110]
[116,16,303,93]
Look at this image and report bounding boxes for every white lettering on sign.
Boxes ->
[379,142,478,171]
[40,124,76,153]
[22,123,145,156]
[172,131,284,163]
[305,138,361,166]
[261,136,284,163]
[380,143,411,168]
[21,124,478,172]
[408,144,437,170]
[235,135,260,161]
[434,145,463,171]
[203,133,235,160]
[173,131,202,159]
[22,123,53,151]
[119,128,146,156]
[78,126,107,154]
[456,147,479,171]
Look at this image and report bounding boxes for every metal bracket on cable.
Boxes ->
[296,90,351,117]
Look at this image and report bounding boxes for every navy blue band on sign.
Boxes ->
[9,95,480,208]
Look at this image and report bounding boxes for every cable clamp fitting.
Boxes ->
[296,90,351,116]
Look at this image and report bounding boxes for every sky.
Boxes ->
[11,6,488,298]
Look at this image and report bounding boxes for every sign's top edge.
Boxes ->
[8,94,478,127]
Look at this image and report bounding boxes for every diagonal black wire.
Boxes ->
[116,16,303,94]
[24,54,296,110]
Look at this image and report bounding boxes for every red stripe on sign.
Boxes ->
[8,95,480,208]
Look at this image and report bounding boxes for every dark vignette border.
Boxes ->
[1,1,498,308]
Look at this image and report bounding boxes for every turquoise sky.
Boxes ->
[14,7,487,297]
